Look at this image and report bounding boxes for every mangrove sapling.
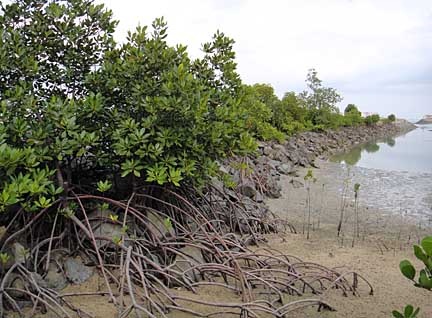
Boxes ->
[303,169,316,240]
[337,167,352,237]
[351,183,360,248]
[316,183,325,230]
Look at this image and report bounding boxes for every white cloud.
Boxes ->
[6,0,431,118]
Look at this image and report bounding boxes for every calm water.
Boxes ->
[330,124,432,173]
[328,124,432,220]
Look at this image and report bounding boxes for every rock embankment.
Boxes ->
[257,120,416,169]
[216,121,416,208]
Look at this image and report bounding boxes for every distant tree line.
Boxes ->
[239,71,397,142]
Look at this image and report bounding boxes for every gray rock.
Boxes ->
[64,257,93,284]
[210,177,224,194]
[45,263,68,290]
[254,192,264,203]
[7,272,47,298]
[266,178,282,198]
[238,180,257,198]
[263,146,272,156]
[172,245,205,283]
[147,211,175,239]
[277,163,292,175]
[88,209,129,248]
[290,179,304,188]
[12,242,27,264]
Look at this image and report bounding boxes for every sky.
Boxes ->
[94,0,431,120]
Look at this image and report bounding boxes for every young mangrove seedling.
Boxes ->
[303,169,315,240]
[352,183,361,247]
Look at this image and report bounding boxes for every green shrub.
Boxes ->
[364,114,380,125]
[0,1,256,213]
[240,85,284,141]
[388,114,396,122]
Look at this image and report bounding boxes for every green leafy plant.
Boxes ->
[97,180,112,193]
[109,214,119,222]
[392,305,420,318]
[0,252,10,265]
[303,169,315,240]
[399,236,432,290]
[163,217,173,231]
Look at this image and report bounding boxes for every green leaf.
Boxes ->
[133,169,141,177]
[414,245,427,262]
[404,305,413,317]
[421,236,432,256]
[399,260,416,280]
[392,311,404,318]
[419,269,432,289]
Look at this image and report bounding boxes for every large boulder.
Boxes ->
[45,262,68,290]
[87,209,129,248]
[146,210,175,240]
[171,245,205,283]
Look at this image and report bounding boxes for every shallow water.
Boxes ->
[330,124,432,173]
[322,161,432,220]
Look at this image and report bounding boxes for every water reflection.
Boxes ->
[331,147,362,165]
[385,137,395,147]
[364,142,380,153]
[330,137,395,166]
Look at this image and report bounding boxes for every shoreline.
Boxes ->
[265,160,432,317]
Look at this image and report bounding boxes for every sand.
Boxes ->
[264,161,432,318]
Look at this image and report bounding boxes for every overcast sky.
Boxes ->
[95,0,431,120]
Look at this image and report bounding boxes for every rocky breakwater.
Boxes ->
[213,120,416,220]
[267,120,416,168]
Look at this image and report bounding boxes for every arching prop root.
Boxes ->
[0,186,373,317]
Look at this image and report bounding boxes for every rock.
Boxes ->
[210,177,224,194]
[238,180,257,198]
[12,242,27,264]
[172,245,205,283]
[290,179,304,189]
[45,263,68,290]
[263,146,272,156]
[7,272,47,299]
[277,163,292,175]
[254,192,264,203]
[64,257,93,284]
[218,164,230,175]
[7,274,26,298]
[147,210,175,239]
[266,178,282,198]
[88,209,129,248]
[240,196,256,211]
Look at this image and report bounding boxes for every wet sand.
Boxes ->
[266,160,432,317]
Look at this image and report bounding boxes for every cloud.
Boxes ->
[5,0,431,118]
